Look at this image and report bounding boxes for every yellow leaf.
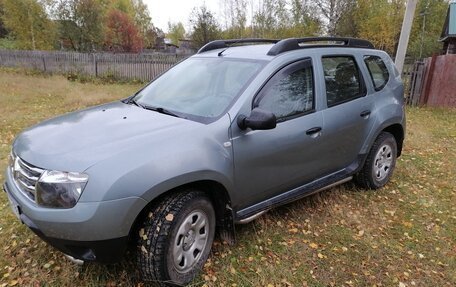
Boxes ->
[309,243,318,249]
[230,267,236,274]
[317,253,324,259]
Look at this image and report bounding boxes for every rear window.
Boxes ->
[364,56,389,91]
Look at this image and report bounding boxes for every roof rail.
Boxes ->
[267,37,375,56]
[197,38,279,54]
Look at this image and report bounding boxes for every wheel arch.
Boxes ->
[363,119,405,158]
[128,179,235,246]
[382,123,404,157]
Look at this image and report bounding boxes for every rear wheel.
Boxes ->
[355,132,397,189]
[136,191,215,286]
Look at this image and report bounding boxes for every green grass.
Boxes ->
[0,69,455,286]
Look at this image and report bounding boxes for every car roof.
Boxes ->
[193,37,378,61]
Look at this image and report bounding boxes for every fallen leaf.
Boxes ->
[165,214,174,221]
[309,243,318,249]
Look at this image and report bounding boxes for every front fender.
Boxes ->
[79,116,234,203]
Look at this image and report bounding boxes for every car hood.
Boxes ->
[13,101,202,172]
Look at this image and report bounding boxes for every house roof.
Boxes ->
[441,2,456,41]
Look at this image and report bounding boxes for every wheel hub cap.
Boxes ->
[373,144,393,181]
[172,210,209,273]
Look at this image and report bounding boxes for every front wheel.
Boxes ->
[136,191,215,286]
[355,132,398,189]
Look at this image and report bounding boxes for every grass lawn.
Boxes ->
[0,70,454,287]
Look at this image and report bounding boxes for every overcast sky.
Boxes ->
[145,0,220,33]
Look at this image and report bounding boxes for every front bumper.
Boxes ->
[3,168,148,263]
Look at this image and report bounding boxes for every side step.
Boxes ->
[235,210,268,224]
[235,176,353,223]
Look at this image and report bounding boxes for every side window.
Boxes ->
[364,55,389,91]
[254,59,314,120]
[322,56,365,107]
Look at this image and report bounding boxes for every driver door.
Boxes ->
[231,58,330,209]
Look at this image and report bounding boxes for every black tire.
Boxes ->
[136,190,216,286]
[355,132,397,189]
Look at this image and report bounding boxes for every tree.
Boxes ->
[252,0,277,38]
[55,0,104,51]
[105,9,143,52]
[189,5,221,49]
[333,0,358,37]
[132,0,153,48]
[220,0,248,38]
[167,22,185,46]
[355,0,405,55]
[288,0,322,37]
[311,0,354,35]
[407,0,449,58]
[250,0,321,39]
[1,0,56,50]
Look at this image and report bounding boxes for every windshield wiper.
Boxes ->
[127,97,181,118]
[142,105,181,118]
[129,98,144,108]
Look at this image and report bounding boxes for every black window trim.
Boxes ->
[252,57,316,123]
[363,55,390,92]
[321,54,367,108]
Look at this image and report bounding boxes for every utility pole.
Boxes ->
[395,0,418,75]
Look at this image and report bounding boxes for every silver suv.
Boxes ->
[4,37,405,286]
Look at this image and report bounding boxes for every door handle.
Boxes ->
[306,127,322,135]
[360,110,371,118]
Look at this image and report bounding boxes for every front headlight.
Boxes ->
[36,170,89,208]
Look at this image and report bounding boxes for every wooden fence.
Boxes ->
[406,60,426,106]
[0,49,191,81]
[406,55,456,107]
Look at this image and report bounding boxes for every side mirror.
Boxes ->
[237,108,277,130]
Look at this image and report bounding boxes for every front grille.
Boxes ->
[12,157,44,201]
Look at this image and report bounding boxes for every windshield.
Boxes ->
[133,58,264,121]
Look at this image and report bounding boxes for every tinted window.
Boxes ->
[255,59,314,120]
[322,56,365,107]
[364,56,389,91]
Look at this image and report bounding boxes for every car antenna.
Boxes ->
[218,40,241,57]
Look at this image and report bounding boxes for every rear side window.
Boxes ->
[254,59,314,121]
[322,56,365,107]
[364,56,389,91]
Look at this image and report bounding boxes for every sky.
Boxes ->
[144,0,220,33]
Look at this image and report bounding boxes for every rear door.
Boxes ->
[319,55,375,171]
